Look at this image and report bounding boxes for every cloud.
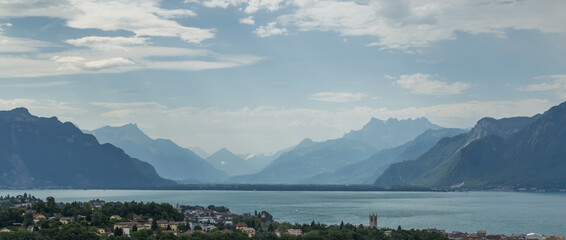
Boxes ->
[0,0,213,44]
[393,73,470,95]
[0,45,263,78]
[255,22,288,37]
[310,92,367,103]
[0,81,71,88]
[0,36,55,53]
[239,16,255,25]
[66,36,149,51]
[519,74,566,91]
[197,0,285,13]
[83,57,135,70]
[518,74,566,99]
[89,101,168,109]
[51,56,135,71]
[274,0,566,49]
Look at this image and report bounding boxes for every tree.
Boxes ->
[114,227,124,236]
[46,197,59,214]
[151,218,158,230]
[132,224,138,232]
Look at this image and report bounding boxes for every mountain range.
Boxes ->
[374,102,566,189]
[0,108,175,188]
[230,117,442,184]
[303,128,466,184]
[91,124,227,183]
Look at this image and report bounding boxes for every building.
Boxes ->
[288,229,303,236]
[369,213,377,228]
[242,227,256,237]
[114,222,150,237]
[59,217,74,225]
[235,222,248,230]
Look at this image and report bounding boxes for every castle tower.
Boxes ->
[369,213,377,228]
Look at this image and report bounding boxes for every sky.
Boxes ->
[1,0,565,155]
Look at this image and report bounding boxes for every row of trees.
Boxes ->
[0,225,449,240]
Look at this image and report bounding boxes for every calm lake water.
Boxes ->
[1,190,564,236]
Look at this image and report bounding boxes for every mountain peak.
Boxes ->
[466,115,539,144]
[295,138,315,149]
[1,107,34,120]
[11,107,31,115]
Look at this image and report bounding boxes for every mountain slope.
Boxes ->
[437,102,566,188]
[303,128,466,184]
[206,148,254,176]
[375,112,547,188]
[91,124,227,183]
[231,117,442,184]
[0,108,175,188]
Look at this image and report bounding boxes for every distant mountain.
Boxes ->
[375,109,552,188]
[303,128,466,184]
[91,124,227,183]
[206,148,256,176]
[0,108,175,188]
[241,146,294,173]
[231,117,442,184]
[187,146,210,159]
[342,117,442,149]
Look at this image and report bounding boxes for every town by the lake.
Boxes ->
[0,194,563,240]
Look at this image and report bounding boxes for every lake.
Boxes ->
[1,190,564,236]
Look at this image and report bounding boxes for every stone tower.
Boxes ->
[369,213,377,228]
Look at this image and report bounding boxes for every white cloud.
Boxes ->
[310,92,367,103]
[197,0,285,13]
[393,73,470,96]
[0,36,55,53]
[519,75,566,91]
[0,45,263,78]
[518,74,566,99]
[275,0,566,49]
[0,81,71,88]
[89,102,168,109]
[254,22,288,37]
[66,36,148,51]
[239,16,256,25]
[83,57,135,70]
[0,0,213,44]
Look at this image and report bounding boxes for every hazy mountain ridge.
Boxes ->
[231,117,443,184]
[303,128,467,185]
[0,108,175,188]
[91,124,227,183]
[375,103,565,189]
[206,148,256,176]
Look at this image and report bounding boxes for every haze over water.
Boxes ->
[2,190,564,236]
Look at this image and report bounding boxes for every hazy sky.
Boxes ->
[1,0,565,154]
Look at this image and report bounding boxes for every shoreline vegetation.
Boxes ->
[1,184,565,192]
[0,194,448,240]
[1,194,564,240]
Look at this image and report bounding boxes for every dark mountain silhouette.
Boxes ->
[0,108,175,188]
